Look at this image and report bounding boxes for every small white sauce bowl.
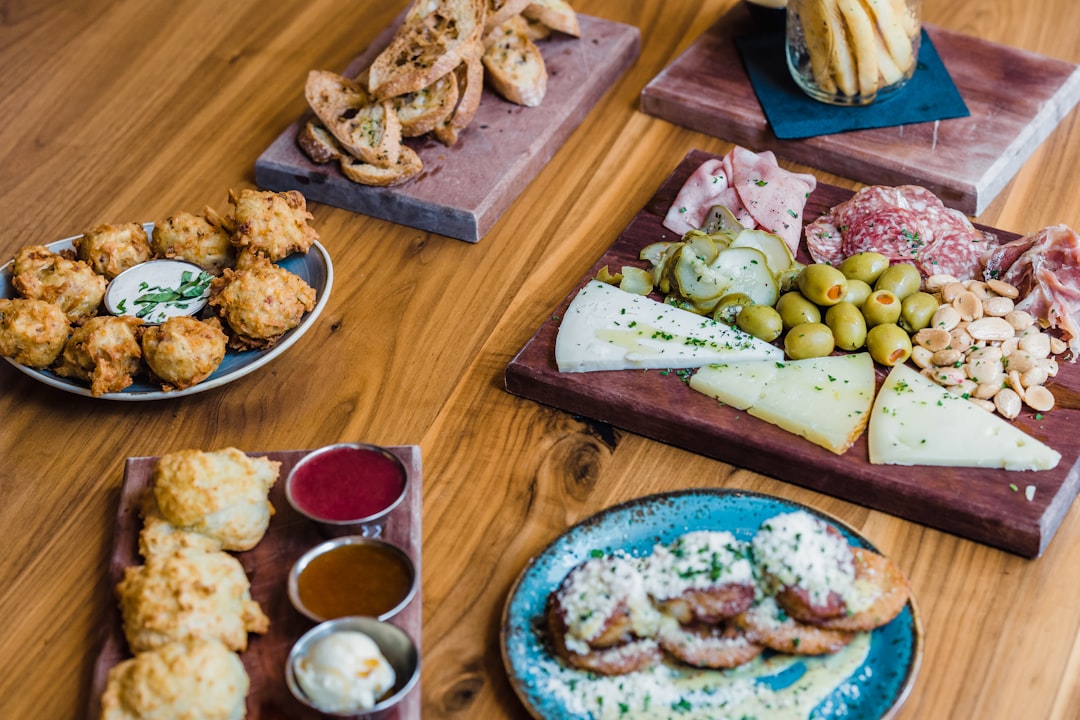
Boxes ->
[104,259,211,324]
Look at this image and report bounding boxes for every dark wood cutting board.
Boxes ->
[639,4,1080,216]
[505,149,1080,559]
[255,14,640,243]
[87,446,423,719]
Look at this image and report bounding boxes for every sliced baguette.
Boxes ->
[484,0,530,33]
[392,68,461,137]
[297,120,343,164]
[368,0,486,100]
[304,70,402,167]
[482,14,547,107]
[339,144,423,187]
[523,0,579,37]
[433,45,485,145]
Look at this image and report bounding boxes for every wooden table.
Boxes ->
[2,1,1079,718]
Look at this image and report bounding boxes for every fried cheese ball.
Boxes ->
[116,546,269,653]
[99,638,249,720]
[53,315,144,396]
[0,298,71,368]
[152,447,280,552]
[228,188,318,261]
[142,316,228,391]
[73,222,153,279]
[208,255,316,350]
[151,209,236,275]
[11,245,107,324]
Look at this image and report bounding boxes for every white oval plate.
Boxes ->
[1,225,333,401]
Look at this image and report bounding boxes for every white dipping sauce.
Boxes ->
[105,259,211,324]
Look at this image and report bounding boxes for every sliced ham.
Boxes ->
[984,224,1080,356]
[663,148,816,254]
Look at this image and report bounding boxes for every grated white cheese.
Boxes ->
[750,511,856,607]
[640,531,754,601]
[557,556,658,654]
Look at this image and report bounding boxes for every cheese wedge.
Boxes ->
[690,353,876,455]
[555,280,782,372]
[868,363,1061,471]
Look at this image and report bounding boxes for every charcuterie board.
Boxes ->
[87,447,422,719]
[504,148,1080,558]
[255,14,640,243]
[639,3,1080,216]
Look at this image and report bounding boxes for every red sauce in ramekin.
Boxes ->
[288,445,407,523]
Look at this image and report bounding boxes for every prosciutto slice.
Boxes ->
[983,224,1080,356]
[663,148,816,254]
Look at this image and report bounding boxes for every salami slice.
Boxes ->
[841,207,924,264]
[916,210,991,278]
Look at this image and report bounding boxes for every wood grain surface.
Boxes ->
[4,1,1080,719]
[506,148,1079,559]
[87,447,423,720]
[640,4,1080,216]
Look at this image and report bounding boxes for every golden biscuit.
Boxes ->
[99,638,249,720]
[152,447,279,551]
[117,546,269,653]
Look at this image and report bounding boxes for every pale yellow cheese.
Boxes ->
[690,353,876,454]
[868,363,1061,471]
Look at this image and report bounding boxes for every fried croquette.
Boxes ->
[0,297,71,368]
[99,637,249,720]
[208,255,316,350]
[73,223,153,279]
[734,596,856,656]
[11,245,107,324]
[151,447,279,552]
[117,546,269,653]
[813,548,911,633]
[142,316,228,391]
[151,209,236,275]
[655,616,764,669]
[228,188,318,261]
[53,315,144,396]
[546,599,662,676]
[641,531,756,624]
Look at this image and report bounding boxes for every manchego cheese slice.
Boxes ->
[868,363,1060,471]
[690,353,876,455]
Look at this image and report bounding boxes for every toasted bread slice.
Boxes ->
[432,46,484,145]
[297,120,343,164]
[368,0,486,100]
[392,69,460,137]
[339,144,423,187]
[482,14,547,107]
[305,70,402,167]
[523,0,580,37]
[484,0,530,33]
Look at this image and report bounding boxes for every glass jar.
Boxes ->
[786,0,922,106]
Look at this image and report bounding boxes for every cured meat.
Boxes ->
[805,185,994,279]
[984,225,1080,355]
[664,149,816,254]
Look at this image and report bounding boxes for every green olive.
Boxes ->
[861,289,902,327]
[838,252,890,285]
[899,291,940,333]
[797,263,848,306]
[775,292,822,330]
[874,262,922,300]
[866,323,913,367]
[841,278,872,308]
[712,293,755,324]
[784,322,835,360]
[736,304,783,342]
[825,302,868,351]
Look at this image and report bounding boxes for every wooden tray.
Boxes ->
[505,149,1080,559]
[255,14,640,243]
[639,4,1080,216]
[88,446,423,719]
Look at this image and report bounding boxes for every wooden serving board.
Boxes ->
[639,4,1080,216]
[505,149,1080,559]
[87,446,423,719]
[255,14,640,243]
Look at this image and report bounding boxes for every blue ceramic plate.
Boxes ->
[501,489,923,719]
[1,226,333,400]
